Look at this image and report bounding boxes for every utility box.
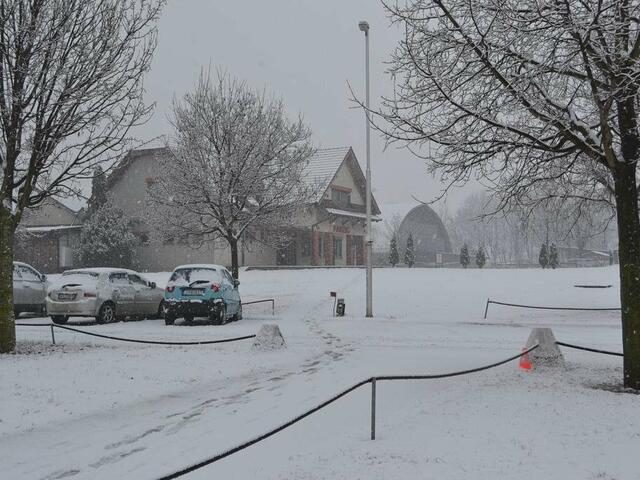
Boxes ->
[336,298,345,317]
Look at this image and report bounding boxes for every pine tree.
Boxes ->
[539,243,549,269]
[404,233,415,267]
[389,234,399,267]
[549,243,559,269]
[476,246,486,268]
[76,202,138,268]
[460,243,470,268]
[86,166,108,217]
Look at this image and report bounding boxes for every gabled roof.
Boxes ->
[302,147,351,201]
[105,147,170,189]
[107,145,381,215]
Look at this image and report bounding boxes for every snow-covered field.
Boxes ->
[1,266,636,480]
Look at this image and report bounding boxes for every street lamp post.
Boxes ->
[358,20,373,318]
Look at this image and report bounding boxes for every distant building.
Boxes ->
[397,204,452,266]
[104,146,381,271]
[14,198,82,273]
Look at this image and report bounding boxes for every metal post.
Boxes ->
[271,299,274,316]
[484,299,491,319]
[50,324,56,345]
[370,377,376,440]
[359,20,373,318]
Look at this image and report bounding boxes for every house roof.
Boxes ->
[302,147,351,201]
[105,147,170,189]
[107,145,381,215]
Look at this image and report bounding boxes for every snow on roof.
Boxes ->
[63,267,137,275]
[324,208,382,222]
[173,264,227,271]
[302,147,351,201]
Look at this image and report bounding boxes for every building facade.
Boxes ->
[105,146,381,272]
[14,198,82,273]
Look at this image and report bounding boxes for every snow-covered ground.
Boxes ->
[1,266,636,480]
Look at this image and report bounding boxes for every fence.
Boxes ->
[157,344,539,479]
[15,323,256,346]
[243,298,275,315]
[483,298,621,319]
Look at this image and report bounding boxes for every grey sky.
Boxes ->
[135,0,475,218]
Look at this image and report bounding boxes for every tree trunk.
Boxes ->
[229,237,239,280]
[0,205,16,353]
[614,161,640,389]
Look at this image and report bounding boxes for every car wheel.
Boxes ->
[51,315,68,325]
[212,303,227,325]
[232,303,242,322]
[96,302,116,324]
[155,301,165,320]
[165,312,176,326]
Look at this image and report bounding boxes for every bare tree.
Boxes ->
[0,0,163,353]
[149,72,315,279]
[378,0,640,387]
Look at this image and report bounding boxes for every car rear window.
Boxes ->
[169,268,221,285]
[57,272,99,287]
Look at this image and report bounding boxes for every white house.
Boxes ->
[105,146,381,271]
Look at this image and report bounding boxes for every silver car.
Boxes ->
[46,268,164,324]
[13,261,47,316]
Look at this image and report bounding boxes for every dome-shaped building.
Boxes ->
[398,204,452,265]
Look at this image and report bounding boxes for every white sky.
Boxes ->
[128,0,477,218]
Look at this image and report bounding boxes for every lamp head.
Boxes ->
[358,21,369,33]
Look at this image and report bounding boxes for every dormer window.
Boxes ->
[331,187,351,208]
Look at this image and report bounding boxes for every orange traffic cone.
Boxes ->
[519,348,533,371]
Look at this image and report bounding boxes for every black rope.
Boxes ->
[488,299,620,312]
[573,284,612,289]
[556,341,623,357]
[376,344,539,381]
[15,323,51,327]
[157,345,538,479]
[51,324,256,345]
[243,299,274,306]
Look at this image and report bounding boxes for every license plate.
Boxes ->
[58,292,76,301]
[183,288,204,296]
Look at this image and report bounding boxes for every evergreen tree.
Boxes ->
[460,243,470,268]
[76,202,138,268]
[86,166,108,217]
[389,234,399,267]
[539,243,549,269]
[404,233,415,267]
[476,246,486,268]
[549,243,559,269]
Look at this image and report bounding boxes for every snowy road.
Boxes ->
[2,267,637,479]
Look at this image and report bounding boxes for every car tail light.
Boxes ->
[84,292,97,298]
[166,286,175,293]
[211,283,220,292]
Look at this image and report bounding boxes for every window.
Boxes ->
[331,188,351,207]
[221,269,234,286]
[109,272,130,285]
[128,274,148,287]
[318,233,324,259]
[17,265,41,282]
[301,234,312,257]
[334,238,343,259]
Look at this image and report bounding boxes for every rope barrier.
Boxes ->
[16,322,255,345]
[556,341,623,357]
[573,284,612,289]
[52,324,256,345]
[484,298,620,318]
[243,298,275,315]
[156,344,538,479]
[375,345,539,381]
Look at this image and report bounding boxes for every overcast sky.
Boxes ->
[133,0,477,218]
